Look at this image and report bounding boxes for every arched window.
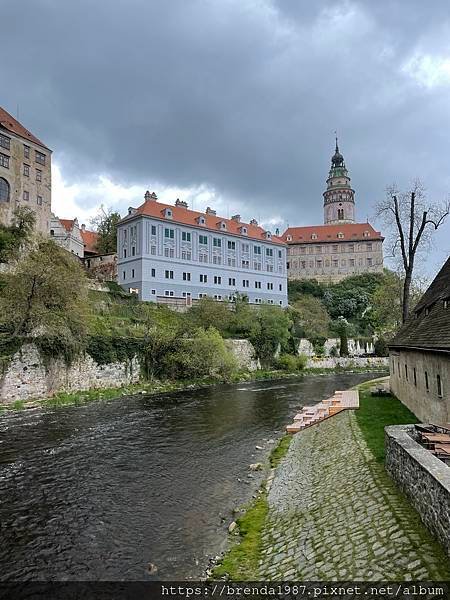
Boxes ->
[0,178,10,202]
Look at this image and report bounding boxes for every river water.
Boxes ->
[0,372,380,581]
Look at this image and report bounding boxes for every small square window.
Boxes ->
[36,195,43,205]
[23,190,29,201]
[24,145,30,158]
[23,164,30,177]
[35,151,46,165]
[36,169,42,182]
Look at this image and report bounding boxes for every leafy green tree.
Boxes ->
[0,239,88,354]
[333,316,349,357]
[0,207,35,263]
[90,206,121,254]
[250,306,292,366]
[164,327,237,380]
[291,294,330,341]
[185,296,232,335]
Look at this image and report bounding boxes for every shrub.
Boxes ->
[277,353,307,372]
[164,327,238,380]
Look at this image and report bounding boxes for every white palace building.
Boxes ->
[117,192,288,307]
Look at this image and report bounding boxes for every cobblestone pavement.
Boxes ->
[259,411,450,580]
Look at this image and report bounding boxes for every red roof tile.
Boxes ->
[81,229,98,254]
[282,223,383,244]
[125,196,286,245]
[59,219,76,232]
[0,106,50,150]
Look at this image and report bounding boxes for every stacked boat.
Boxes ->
[286,390,359,434]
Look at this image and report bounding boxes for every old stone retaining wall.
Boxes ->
[385,425,450,556]
[0,338,260,403]
[306,356,389,369]
[225,339,260,371]
[0,343,140,403]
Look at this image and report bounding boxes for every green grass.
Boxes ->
[269,434,292,467]
[355,379,419,463]
[212,488,269,580]
[212,434,293,580]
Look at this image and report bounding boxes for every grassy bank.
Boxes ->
[0,366,388,412]
[355,379,419,463]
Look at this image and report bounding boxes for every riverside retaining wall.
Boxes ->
[306,356,389,369]
[0,339,259,403]
[385,425,450,556]
[0,343,140,403]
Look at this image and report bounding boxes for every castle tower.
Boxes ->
[323,138,355,224]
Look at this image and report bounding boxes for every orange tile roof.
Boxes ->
[125,195,286,245]
[81,228,98,254]
[0,106,50,150]
[282,223,383,244]
[59,219,76,232]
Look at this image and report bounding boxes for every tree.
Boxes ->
[250,306,292,366]
[90,206,121,254]
[291,294,330,341]
[0,207,35,263]
[0,239,88,338]
[185,296,232,335]
[376,181,449,322]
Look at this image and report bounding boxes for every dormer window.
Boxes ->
[218,221,227,231]
[240,226,248,235]
[363,230,370,237]
[265,231,272,240]
[197,215,206,225]
[311,233,318,240]
[164,208,173,219]
[286,235,292,242]
[337,232,344,239]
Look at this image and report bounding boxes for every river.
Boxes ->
[0,372,381,581]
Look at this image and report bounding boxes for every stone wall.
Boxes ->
[306,356,388,369]
[389,350,450,426]
[385,424,450,556]
[298,337,375,358]
[0,344,140,403]
[225,339,260,371]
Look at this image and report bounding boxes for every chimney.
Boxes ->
[250,218,258,226]
[205,206,216,216]
[144,191,158,201]
[81,223,86,232]
[175,198,188,208]
[231,214,241,223]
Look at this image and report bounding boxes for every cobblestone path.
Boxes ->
[259,411,450,580]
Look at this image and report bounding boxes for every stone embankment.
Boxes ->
[306,356,388,369]
[258,411,449,580]
[0,339,258,403]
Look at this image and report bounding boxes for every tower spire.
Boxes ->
[323,137,355,225]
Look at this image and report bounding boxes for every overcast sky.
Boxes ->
[3,0,450,278]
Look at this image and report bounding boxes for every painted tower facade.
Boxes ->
[323,138,355,225]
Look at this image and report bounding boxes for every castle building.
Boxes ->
[282,140,384,283]
[117,192,288,306]
[0,106,52,235]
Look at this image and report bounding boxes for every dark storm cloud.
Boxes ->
[2,0,450,268]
